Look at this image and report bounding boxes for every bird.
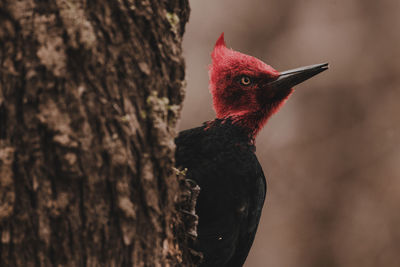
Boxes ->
[175,33,328,267]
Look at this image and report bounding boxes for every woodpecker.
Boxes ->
[175,33,328,267]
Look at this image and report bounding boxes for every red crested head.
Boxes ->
[209,33,328,137]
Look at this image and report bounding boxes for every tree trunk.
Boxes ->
[0,0,191,266]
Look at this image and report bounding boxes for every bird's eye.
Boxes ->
[240,76,252,86]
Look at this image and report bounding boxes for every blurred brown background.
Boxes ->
[180,0,400,266]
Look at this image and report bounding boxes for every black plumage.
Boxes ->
[176,33,327,266]
[175,119,266,267]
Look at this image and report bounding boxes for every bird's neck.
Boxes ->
[221,110,270,141]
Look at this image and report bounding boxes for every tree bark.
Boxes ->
[0,0,191,266]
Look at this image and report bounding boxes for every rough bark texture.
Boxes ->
[0,0,191,266]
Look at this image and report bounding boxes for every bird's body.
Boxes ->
[176,119,266,266]
[176,33,327,266]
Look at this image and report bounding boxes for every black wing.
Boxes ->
[226,158,266,267]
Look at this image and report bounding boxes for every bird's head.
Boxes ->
[209,33,328,136]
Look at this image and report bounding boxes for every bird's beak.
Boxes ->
[268,63,329,91]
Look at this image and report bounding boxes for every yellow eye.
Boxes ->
[240,76,251,86]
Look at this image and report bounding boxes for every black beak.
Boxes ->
[268,63,329,90]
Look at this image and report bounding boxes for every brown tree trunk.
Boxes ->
[0,0,191,266]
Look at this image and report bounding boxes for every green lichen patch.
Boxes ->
[146,91,170,119]
[172,167,188,177]
[166,12,180,34]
